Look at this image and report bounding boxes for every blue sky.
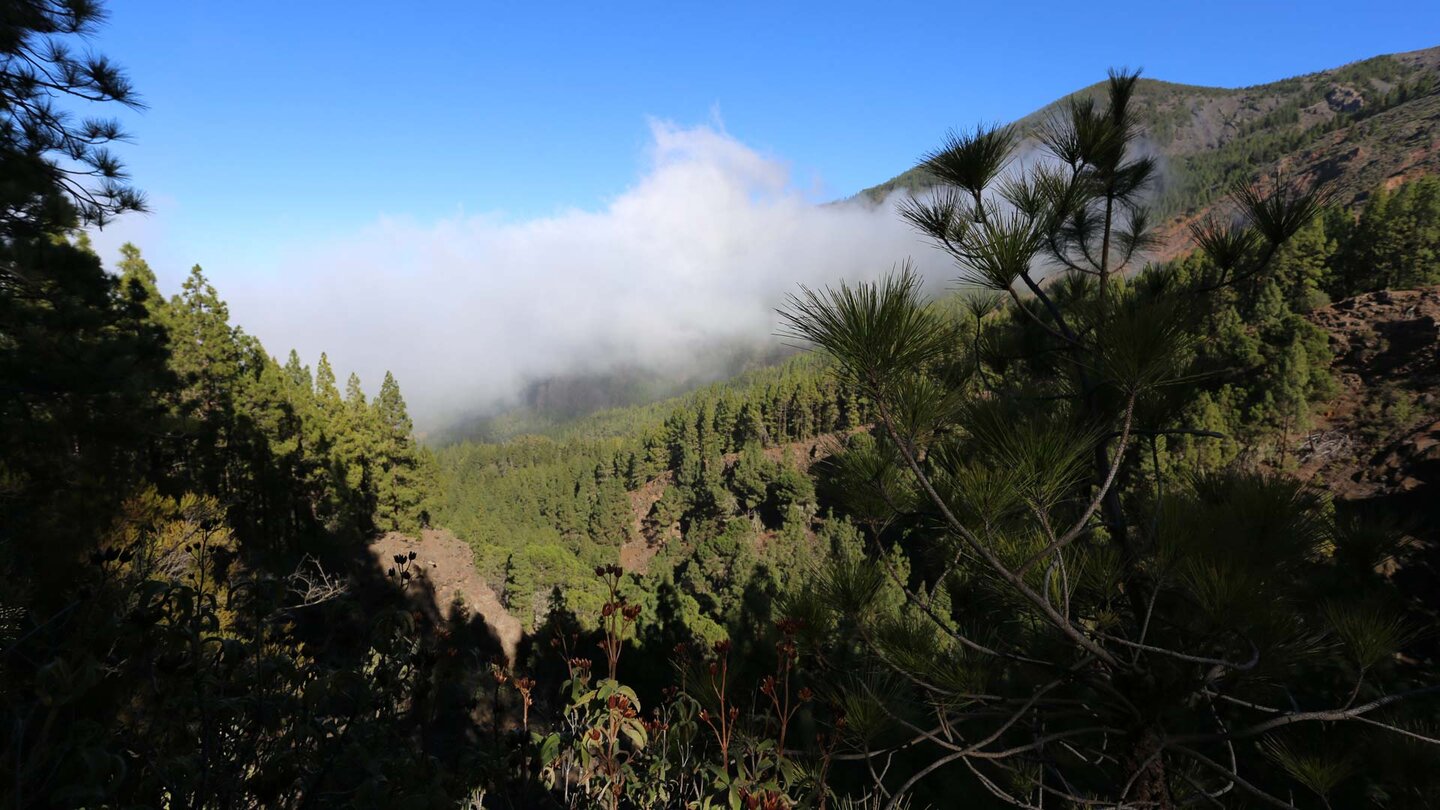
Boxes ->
[81,1,1440,423]
[96,1,1439,267]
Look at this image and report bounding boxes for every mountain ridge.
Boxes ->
[857,44,1440,257]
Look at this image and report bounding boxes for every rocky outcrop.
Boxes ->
[1300,287,1440,502]
[370,529,523,665]
[1326,84,1367,114]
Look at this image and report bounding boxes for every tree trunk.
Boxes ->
[1125,730,1174,809]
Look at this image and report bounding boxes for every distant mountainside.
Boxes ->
[437,47,1440,443]
[433,340,797,444]
[860,45,1440,256]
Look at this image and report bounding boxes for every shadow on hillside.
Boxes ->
[284,534,515,770]
[1337,464,1440,665]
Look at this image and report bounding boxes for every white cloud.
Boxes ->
[214,120,940,427]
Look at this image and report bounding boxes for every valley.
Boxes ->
[6,12,1440,807]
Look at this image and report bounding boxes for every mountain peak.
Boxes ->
[858,45,1440,256]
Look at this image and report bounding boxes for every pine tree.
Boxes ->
[1269,217,1334,311]
[283,349,312,391]
[315,352,341,409]
[116,242,166,318]
[501,552,519,610]
[0,235,171,588]
[1272,334,1313,460]
[0,0,145,238]
[275,351,342,534]
[728,442,772,515]
[374,370,412,435]
[665,410,701,486]
[710,396,736,453]
[328,372,379,533]
[588,472,631,546]
[232,350,304,542]
[0,9,477,805]
[734,401,764,446]
[1334,177,1440,294]
[782,72,1432,807]
[372,371,429,534]
[167,265,243,495]
[622,451,642,489]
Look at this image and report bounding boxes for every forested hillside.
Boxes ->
[422,96,1440,808]
[861,46,1440,254]
[434,353,860,632]
[436,342,796,445]
[3,231,448,801]
[437,174,1440,638]
[4,5,1440,807]
[1,9,454,796]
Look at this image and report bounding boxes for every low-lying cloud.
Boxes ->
[219,121,939,428]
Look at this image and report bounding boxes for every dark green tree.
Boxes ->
[0,233,170,587]
[166,265,243,494]
[728,441,773,516]
[2,8,474,808]
[314,351,341,407]
[327,372,378,531]
[0,0,146,237]
[783,72,1436,808]
[116,242,164,314]
[0,4,161,588]
[588,470,631,547]
[372,370,431,533]
[1333,177,1440,294]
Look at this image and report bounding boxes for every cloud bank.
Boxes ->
[220,121,938,428]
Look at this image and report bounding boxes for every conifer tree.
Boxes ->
[729,442,772,516]
[315,352,341,408]
[374,370,412,435]
[167,265,243,495]
[0,0,146,236]
[1347,177,1440,291]
[1,0,165,632]
[623,451,642,489]
[2,8,474,805]
[783,72,1436,807]
[735,401,764,446]
[116,242,165,316]
[344,371,365,409]
[588,472,631,546]
[0,235,170,587]
[232,348,303,541]
[283,349,312,391]
[711,397,737,453]
[275,350,341,533]
[328,372,379,532]
[372,370,430,534]
[1269,218,1334,311]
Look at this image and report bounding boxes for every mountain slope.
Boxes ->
[859,46,1440,254]
[381,283,1440,660]
[433,343,797,445]
[1299,285,1440,506]
[431,48,1440,442]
